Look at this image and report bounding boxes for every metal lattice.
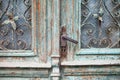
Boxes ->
[81,0,120,48]
[0,0,31,50]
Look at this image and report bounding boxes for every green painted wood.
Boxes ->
[61,64,120,79]
[51,0,60,55]
[37,0,47,62]
[0,62,51,68]
[36,0,60,62]
[0,0,60,79]
[0,0,53,79]
[60,0,120,57]
[46,0,52,57]
[60,0,120,80]
[60,0,81,60]
[75,55,120,61]
[62,66,120,79]
[61,60,120,66]
[0,50,35,56]
[0,78,31,80]
[64,76,120,80]
[76,49,120,55]
[0,78,48,80]
[0,68,50,78]
[0,0,119,80]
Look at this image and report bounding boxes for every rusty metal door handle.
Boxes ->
[60,26,78,53]
[61,35,78,44]
[60,34,78,53]
[60,26,78,47]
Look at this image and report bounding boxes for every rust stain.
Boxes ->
[33,0,36,9]
[65,0,68,12]
[50,19,53,27]
[12,57,25,61]
[10,72,16,75]
[37,0,40,12]
[0,58,5,62]
[65,67,89,73]
[33,78,41,80]
[34,48,37,53]
[36,0,41,52]
[81,76,93,80]
[48,50,52,56]
[51,0,54,28]
[77,30,79,40]
[39,54,47,63]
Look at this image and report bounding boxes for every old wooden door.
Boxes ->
[60,0,120,80]
[0,0,120,80]
[0,0,60,80]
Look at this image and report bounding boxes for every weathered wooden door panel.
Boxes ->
[61,65,120,80]
[60,0,120,80]
[0,0,60,79]
[0,0,61,79]
[60,0,120,59]
[60,0,80,60]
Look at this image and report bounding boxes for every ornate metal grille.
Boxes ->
[81,0,120,48]
[0,0,31,50]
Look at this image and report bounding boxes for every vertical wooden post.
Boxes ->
[50,0,60,79]
[51,55,60,80]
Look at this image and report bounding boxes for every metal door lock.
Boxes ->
[60,26,78,53]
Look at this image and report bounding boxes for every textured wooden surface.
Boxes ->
[0,0,119,80]
[61,60,120,66]
[0,78,48,80]
[60,0,80,60]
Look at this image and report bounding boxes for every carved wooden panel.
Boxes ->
[81,0,120,48]
[0,0,31,50]
[0,0,52,79]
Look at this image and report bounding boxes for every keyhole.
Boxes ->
[61,46,66,53]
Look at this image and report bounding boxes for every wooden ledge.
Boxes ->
[76,49,120,54]
[51,55,60,58]
[0,62,51,68]
[50,73,60,77]
[61,60,120,66]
